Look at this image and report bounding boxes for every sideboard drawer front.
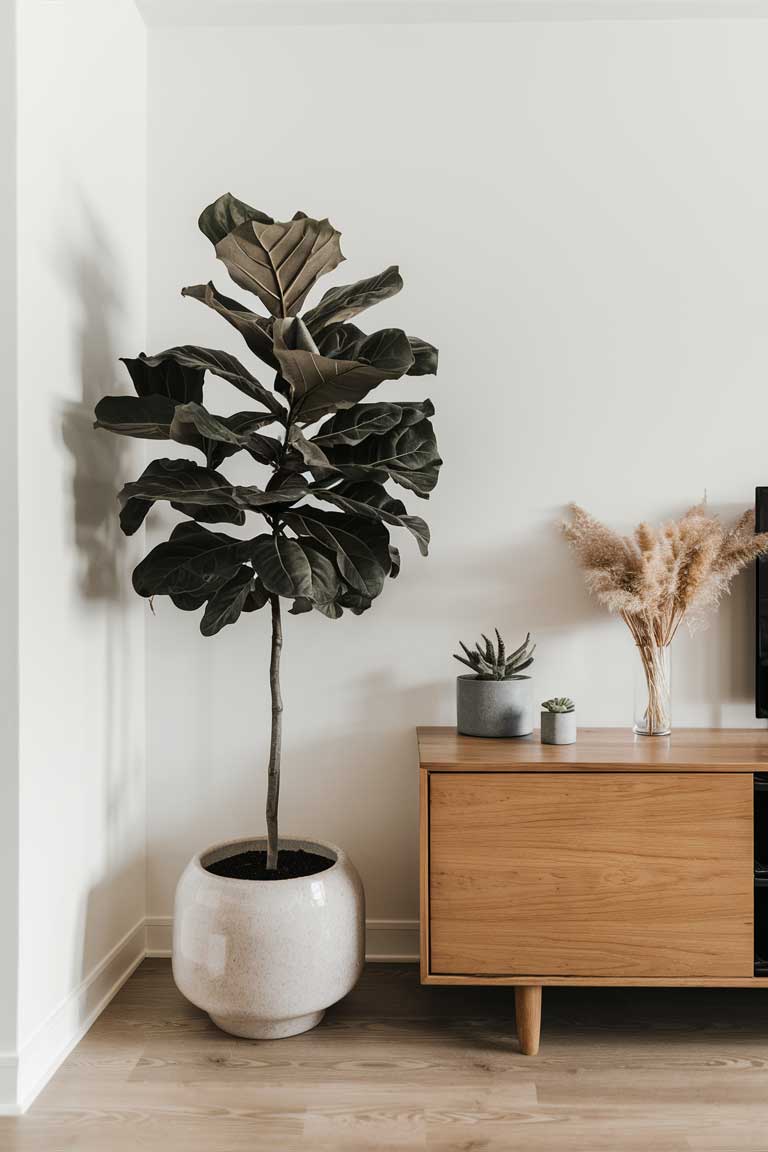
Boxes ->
[429,772,753,978]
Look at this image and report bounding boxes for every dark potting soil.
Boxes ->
[205,848,334,881]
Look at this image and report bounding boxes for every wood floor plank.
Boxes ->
[1,961,768,1152]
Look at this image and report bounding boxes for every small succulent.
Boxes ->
[453,629,535,681]
[542,697,575,713]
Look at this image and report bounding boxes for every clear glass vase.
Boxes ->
[633,643,671,736]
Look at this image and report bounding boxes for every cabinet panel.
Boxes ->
[429,772,753,978]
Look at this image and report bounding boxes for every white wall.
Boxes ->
[14,0,147,1109]
[144,17,768,928]
[143,16,768,927]
[0,0,20,1115]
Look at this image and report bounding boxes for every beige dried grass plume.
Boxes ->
[562,502,768,645]
[562,501,768,733]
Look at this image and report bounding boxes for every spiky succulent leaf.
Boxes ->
[542,697,575,713]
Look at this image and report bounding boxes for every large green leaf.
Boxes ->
[296,538,344,617]
[198,193,273,246]
[215,215,344,318]
[311,481,429,555]
[285,425,335,475]
[272,318,414,425]
[170,403,282,467]
[200,566,257,636]
[310,322,416,378]
[317,401,441,497]
[314,322,437,379]
[311,400,431,449]
[312,321,367,360]
[120,353,204,403]
[303,265,402,335]
[140,346,286,420]
[406,336,439,376]
[95,394,278,471]
[251,535,313,599]
[181,282,277,368]
[118,459,246,536]
[94,394,177,440]
[120,458,236,510]
[119,458,307,518]
[133,522,255,598]
[282,507,390,599]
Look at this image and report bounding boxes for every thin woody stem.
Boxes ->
[266,595,283,870]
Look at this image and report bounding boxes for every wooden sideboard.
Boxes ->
[417,727,768,1055]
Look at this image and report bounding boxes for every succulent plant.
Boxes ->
[542,697,575,713]
[453,629,535,681]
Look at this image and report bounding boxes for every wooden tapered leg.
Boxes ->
[515,985,542,1056]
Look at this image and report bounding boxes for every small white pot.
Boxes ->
[172,836,364,1039]
[540,710,577,745]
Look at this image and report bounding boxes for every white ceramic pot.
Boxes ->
[172,835,365,1039]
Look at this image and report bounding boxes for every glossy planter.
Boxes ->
[456,675,533,738]
[172,836,364,1039]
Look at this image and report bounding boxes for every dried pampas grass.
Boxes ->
[562,502,768,732]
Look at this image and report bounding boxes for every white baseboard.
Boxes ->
[0,1052,19,1116]
[146,915,419,962]
[7,919,145,1116]
[2,913,418,1115]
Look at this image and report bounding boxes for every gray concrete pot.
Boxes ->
[540,710,577,745]
[172,836,364,1040]
[456,675,533,738]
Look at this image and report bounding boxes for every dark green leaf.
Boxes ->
[310,323,416,378]
[200,566,256,636]
[140,346,286,420]
[119,496,153,536]
[389,544,401,579]
[181,282,277,368]
[273,318,413,425]
[119,458,306,519]
[288,597,313,616]
[406,336,439,376]
[319,400,441,497]
[216,215,344,318]
[94,393,176,440]
[119,458,237,510]
[118,459,246,536]
[298,538,344,616]
[170,402,282,467]
[243,578,269,612]
[132,522,254,598]
[312,321,367,360]
[282,507,389,599]
[120,353,204,403]
[337,588,373,614]
[286,425,335,474]
[169,501,246,528]
[198,192,273,246]
[303,265,403,334]
[311,400,431,449]
[251,535,313,599]
[171,588,212,611]
[311,481,429,555]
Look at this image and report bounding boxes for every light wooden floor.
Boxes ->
[3,960,768,1151]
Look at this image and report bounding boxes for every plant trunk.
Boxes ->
[266,595,283,870]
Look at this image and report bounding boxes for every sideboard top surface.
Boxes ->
[417,726,768,771]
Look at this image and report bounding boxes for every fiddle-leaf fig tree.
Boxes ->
[94,193,441,870]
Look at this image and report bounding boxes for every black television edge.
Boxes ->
[757,487,768,717]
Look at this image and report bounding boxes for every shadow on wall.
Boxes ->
[57,194,145,999]
[60,196,134,602]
